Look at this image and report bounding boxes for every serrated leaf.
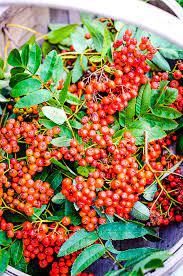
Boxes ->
[116,247,160,261]
[77,166,89,177]
[15,89,51,108]
[125,98,136,125]
[72,56,83,83]
[119,110,126,127]
[47,24,78,44]
[66,92,81,105]
[101,28,112,59]
[9,73,30,88]
[8,49,22,67]
[98,222,155,240]
[11,78,42,97]
[71,244,105,276]
[82,19,103,52]
[160,48,179,59]
[52,193,66,204]
[143,183,157,201]
[130,201,150,221]
[159,88,178,105]
[0,231,12,246]
[150,80,169,107]
[0,250,9,273]
[152,52,171,71]
[152,106,182,119]
[51,137,72,147]
[58,229,98,257]
[40,50,57,82]
[136,82,151,116]
[21,44,29,66]
[142,114,178,131]
[59,72,71,106]
[13,256,27,273]
[10,240,23,265]
[52,56,64,83]
[27,43,41,74]
[42,106,67,125]
[46,170,62,192]
[71,27,88,52]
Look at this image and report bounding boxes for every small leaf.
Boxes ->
[27,43,42,74]
[0,250,9,273]
[152,106,182,119]
[125,98,136,125]
[47,24,78,44]
[143,183,157,201]
[71,28,88,52]
[15,89,52,108]
[10,240,23,265]
[71,244,105,276]
[11,78,42,97]
[9,73,30,88]
[119,110,126,127]
[51,137,72,147]
[98,222,155,240]
[72,56,83,83]
[160,88,178,105]
[66,92,81,105]
[152,52,171,71]
[31,205,47,221]
[42,106,67,125]
[101,28,112,59]
[13,256,27,273]
[89,56,102,63]
[59,72,71,106]
[52,193,66,204]
[160,48,179,59]
[40,50,57,82]
[34,167,50,181]
[105,240,121,254]
[52,56,64,83]
[77,166,89,177]
[130,201,150,221]
[46,170,62,192]
[142,114,178,131]
[70,120,82,129]
[21,44,29,66]
[136,82,151,116]
[58,229,98,257]
[117,247,160,261]
[8,49,22,67]
[82,19,103,52]
[0,231,12,246]
[151,80,169,107]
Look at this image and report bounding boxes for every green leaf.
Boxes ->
[142,114,178,131]
[11,78,42,97]
[130,201,150,221]
[136,82,151,116]
[72,56,82,83]
[70,120,82,129]
[34,166,50,181]
[50,158,75,178]
[71,244,105,276]
[13,256,27,273]
[21,44,29,66]
[51,137,72,147]
[59,72,71,106]
[8,49,22,67]
[152,52,171,71]
[42,106,67,125]
[159,88,178,105]
[105,240,121,254]
[151,80,169,107]
[105,268,126,276]
[42,41,52,58]
[0,250,9,273]
[152,106,182,119]
[46,170,62,192]
[89,56,102,63]
[160,48,179,59]
[0,57,4,68]
[71,27,88,52]
[119,110,126,127]
[98,222,155,240]
[117,247,160,261]
[59,125,72,138]
[31,205,47,221]
[40,50,57,82]
[132,251,170,273]
[58,229,98,257]
[52,56,64,83]
[0,94,8,102]
[27,43,41,74]
[82,19,103,52]
[66,92,81,105]
[143,183,157,201]
[15,89,52,108]
[0,231,12,246]
[47,24,78,44]
[101,28,112,59]
[9,73,30,88]
[77,166,89,177]
[125,98,136,125]
[52,193,66,204]
[10,240,23,265]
